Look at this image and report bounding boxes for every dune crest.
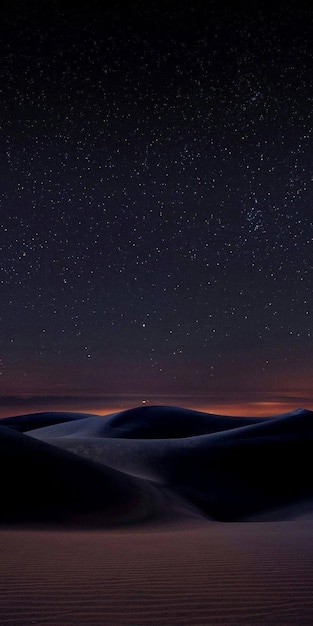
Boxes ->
[1,405,313,525]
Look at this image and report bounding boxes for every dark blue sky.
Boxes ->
[1,0,313,416]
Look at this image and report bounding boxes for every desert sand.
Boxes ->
[1,521,313,625]
[1,406,313,625]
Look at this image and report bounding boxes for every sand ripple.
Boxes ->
[1,522,313,625]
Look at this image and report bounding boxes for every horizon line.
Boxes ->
[0,393,313,418]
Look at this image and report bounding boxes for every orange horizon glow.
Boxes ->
[1,397,313,419]
[94,400,313,417]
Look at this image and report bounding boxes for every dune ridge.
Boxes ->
[0,424,181,527]
[2,411,97,433]
[1,404,313,525]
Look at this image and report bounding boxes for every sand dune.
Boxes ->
[1,405,313,523]
[26,405,313,522]
[2,411,97,433]
[0,424,179,527]
[2,406,313,625]
[24,404,264,439]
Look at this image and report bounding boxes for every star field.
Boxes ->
[1,0,313,415]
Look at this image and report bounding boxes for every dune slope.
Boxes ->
[24,405,313,523]
[25,405,263,439]
[0,424,174,527]
[1,411,96,433]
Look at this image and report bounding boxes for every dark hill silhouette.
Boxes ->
[0,425,170,527]
[101,405,264,438]
[1,411,95,433]
[22,405,264,440]
[2,406,313,524]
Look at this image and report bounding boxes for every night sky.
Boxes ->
[1,0,313,417]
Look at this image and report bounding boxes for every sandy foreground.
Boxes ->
[1,519,313,626]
